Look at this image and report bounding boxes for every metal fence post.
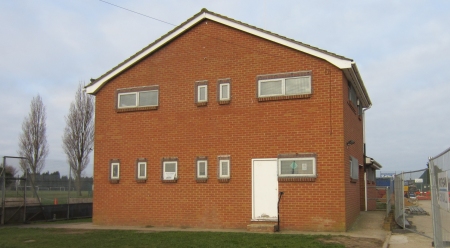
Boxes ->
[1,156,5,225]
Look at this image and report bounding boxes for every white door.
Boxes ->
[252,159,278,220]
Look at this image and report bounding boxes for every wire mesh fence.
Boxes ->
[429,148,450,248]
[1,156,93,224]
[393,169,429,229]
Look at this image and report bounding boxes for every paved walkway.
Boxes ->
[14,201,441,247]
[19,210,391,246]
[389,200,434,248]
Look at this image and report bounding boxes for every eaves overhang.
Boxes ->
[365,156,382,170]
[86,9,367,98]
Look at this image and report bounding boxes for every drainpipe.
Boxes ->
[276,192,284,232]
[363,106,371,211]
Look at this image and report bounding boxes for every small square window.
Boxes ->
[111,162,120,180]
[219,159,230,178]
[163,161,177,180]
[137,161,147,180]
[197,160,208,179]
[278,157,316,177]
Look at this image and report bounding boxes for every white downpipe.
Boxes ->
[362,106,371,212]
[364,172,368,211]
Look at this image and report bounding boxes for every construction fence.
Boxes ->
[393,169,429,229]
[1,156,93,225]
[429,148,450,248]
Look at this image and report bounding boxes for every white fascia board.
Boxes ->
[86,12,353,94]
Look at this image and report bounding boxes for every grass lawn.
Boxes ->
[0,227,345,248]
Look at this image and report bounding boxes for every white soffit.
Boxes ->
[86,12,353,94]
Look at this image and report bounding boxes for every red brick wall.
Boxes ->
[342,76,365,229]
[92,19,364,231]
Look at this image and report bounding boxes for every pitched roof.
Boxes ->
[86,8,371,107]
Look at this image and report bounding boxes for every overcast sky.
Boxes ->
[1,0,449,177]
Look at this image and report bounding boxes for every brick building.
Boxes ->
[86,9,380,231]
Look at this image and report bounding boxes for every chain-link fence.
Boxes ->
[1,156,93,224]
[429,148,450,248]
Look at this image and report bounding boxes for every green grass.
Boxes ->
[4,190,92,205]
[0,228,344,248]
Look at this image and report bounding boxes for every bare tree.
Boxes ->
[18,95,49,185]
[62,83,94,196]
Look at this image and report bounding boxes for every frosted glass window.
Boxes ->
[139,91,158,106]
[219,160,230,178]
[198,85,207,102]
[259,80,282,96]
[220,83,230,100]
[278,157,316,177]
[285,77,311,95]
[119,93,137,108]
[197,160,207,178]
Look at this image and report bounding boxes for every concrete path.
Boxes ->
[389,200,434,248]
[19,210,391,246]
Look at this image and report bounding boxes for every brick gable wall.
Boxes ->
[92,19,364,231]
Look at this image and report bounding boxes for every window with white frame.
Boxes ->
[137,161,147,180]
[258,76,311,97]
[197,159,208,179]
[219,83,230,101]
[197,85,208,102]
[350,156,359,180]
[111,162,120,180]
[218,159,230,178]
[117,86,159,109]
[163,161,177,180]
[278,157,316,177]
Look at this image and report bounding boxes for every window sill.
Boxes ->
[218,100,231,105]
[350,178,358,183]
[218,178,230,183]
[278,177,316,182]
[196,178,208,183]
[196,102,208,107]
[116,106,158,113]
[109,179,120,184]
[162,179,178,183]
[258,94,311,102]
[136,179,147,183]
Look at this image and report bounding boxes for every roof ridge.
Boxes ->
[88,8,353,88]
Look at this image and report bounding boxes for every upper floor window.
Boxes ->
[257,71,312,99]
[110,160,120,180]
[116,85,159,110]
[348,82,358,106]
[198,85,208,102]
[195,81,208,106]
